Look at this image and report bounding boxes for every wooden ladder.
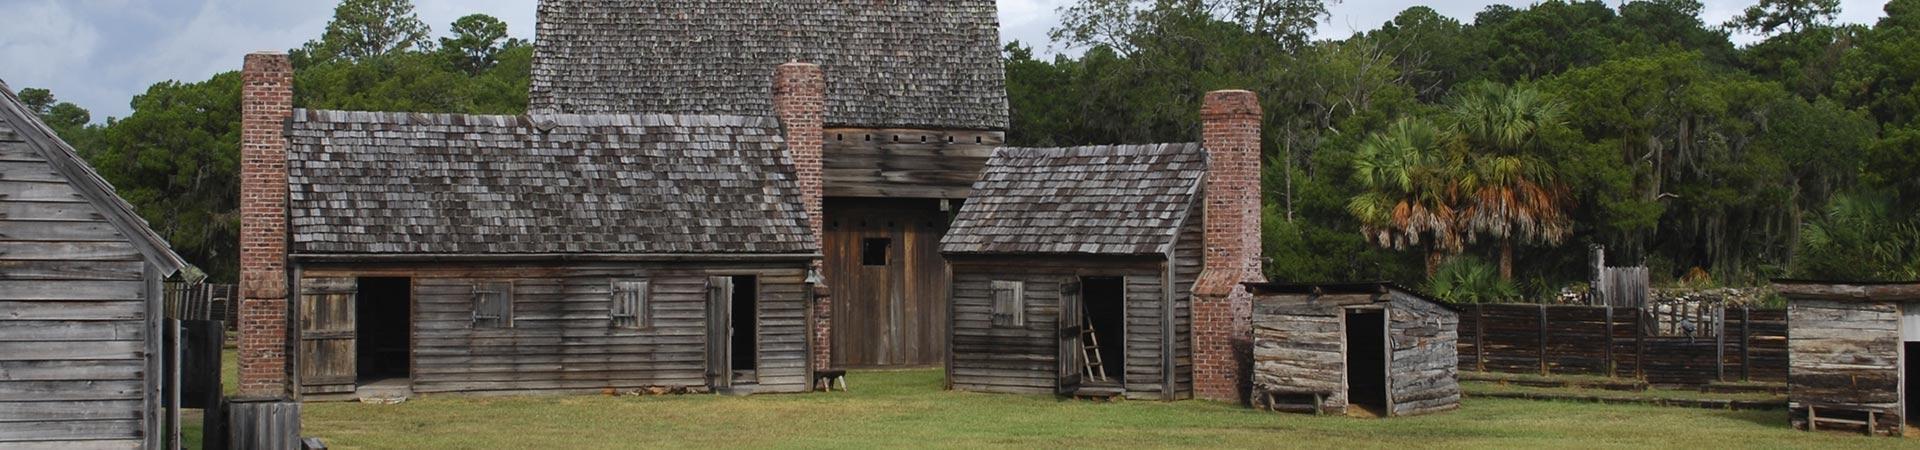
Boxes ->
[1080,309,1109,382]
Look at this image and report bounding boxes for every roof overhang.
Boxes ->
[1773,279,1920,302]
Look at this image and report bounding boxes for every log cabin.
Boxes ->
[1775,280,1920,436]
[1246,282,1460,417]
[0,80,190,448]
[937,91,1269,401]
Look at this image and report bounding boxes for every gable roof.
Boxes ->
[529,0,1009,131]
[285,110,817,256]
[0,79,188,275]
[940,144,1206,256]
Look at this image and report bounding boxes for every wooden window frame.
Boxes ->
[991,280,1026,328]
[472,281,514,328]
[611,279,651,330]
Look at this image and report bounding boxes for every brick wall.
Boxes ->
[1193,89,1265,404]
[773,62,833,373]
[238,51,293,399]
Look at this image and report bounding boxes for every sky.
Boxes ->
[0,0,1893,122]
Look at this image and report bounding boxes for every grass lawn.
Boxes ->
[1461,381,1785,402]
[283,369,1917,449]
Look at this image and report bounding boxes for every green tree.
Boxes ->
[1446,83,1573,281]
[1727,0,1842,36]
[302,0,433,63]
[440,14,519,76]
[1348,118,1465,276]
[86,74,244,282]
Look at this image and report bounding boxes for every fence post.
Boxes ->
[1740,307,1751,381]
[1538,304,1549,376]
[1634,308,1646,380]
[1715,305,1727,382]
[1604,305,1615,377]
[1475,304,1486,372]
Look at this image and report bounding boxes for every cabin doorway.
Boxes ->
[731,276,759,383]
[708,275,759,390]
[355,278,411,387]
[1081,277,1127,385]
[1346,308,1388,416]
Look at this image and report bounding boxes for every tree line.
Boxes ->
[18,0,1919,303]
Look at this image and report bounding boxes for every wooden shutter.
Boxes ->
[472,282,512,328]
[1058,278,1084,394]
[612,280,649,329]
[992,280,1026,328]
[298,278,357,395]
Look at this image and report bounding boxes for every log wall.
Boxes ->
[1250,293,1375,414]
[296,262,812,396]
[947,258,1181,398]
[1786,299,1901,434]
[1387,292,1460,417]
[0,120,158,448]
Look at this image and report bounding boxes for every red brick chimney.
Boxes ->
[773,62,832,373]
[1193,89,1265,403]
[238,51,293,398]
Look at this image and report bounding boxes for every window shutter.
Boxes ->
[992,280,1025,328]
[612,280,649,329]
[472,282,513,328]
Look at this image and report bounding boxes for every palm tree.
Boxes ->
[1348,118,1466,276]
[1446,83,1573,281]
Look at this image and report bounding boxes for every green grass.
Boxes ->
[1462,381,1784,402]
[282,369,1916,449]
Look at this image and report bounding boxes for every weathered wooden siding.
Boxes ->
[1169,200,1202,400]
[297,262,811,396]
[823,198,950,368]
[1787,299,1901,432]
[948,259,1169,396]
[0,119,153,448]
[1251,293,1371,414]
[822,128,1002,199]
[1387,292,1459,417]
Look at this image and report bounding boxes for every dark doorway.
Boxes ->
[1907,342,1919,426]
[355,277,411,382]
[1082,277,1127,384]
[731,276,759,376]
[1345,308,1388,416]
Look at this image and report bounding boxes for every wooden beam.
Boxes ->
[1776,281,1920,302]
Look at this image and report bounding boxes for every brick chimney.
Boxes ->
[773,62,833,373]
[238,51,293,398]
[1192,89,1265,404]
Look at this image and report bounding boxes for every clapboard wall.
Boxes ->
[948,258,1185,399]
[0,118,161,448]
[1387,292,1460,417]
[1167,204,1201,400]
[297,262,812,396]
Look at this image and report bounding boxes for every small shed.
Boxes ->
[1247,282,1460,417]
[939,144,1208,400]
[1776,280,1920,436]
[0,80,189,447]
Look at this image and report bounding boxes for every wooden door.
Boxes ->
[1058,278,1084,394]
[298,278,357,395]
[823,198,951,367]
[707,276,734,389]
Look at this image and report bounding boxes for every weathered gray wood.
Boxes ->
[1787,297,1902,419]
[1252,284,1459,417]
[0,242,139,261]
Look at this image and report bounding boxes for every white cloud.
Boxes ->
[0,2,102,95]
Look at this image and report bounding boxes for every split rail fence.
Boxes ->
[1457,303,1787,385]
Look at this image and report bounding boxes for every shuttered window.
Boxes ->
[991,280,1026,328]
[611,280,650,329]
[472,282,513,328]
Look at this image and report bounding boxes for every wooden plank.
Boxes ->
[0,301,144,320]
[0,321,145,342]
[0,201,106,222]
[0,161,64,183]
[0,281,143,301]
[0,260,142,281]
[0,242,139,261]
[0,179,87,202]
[0,341,143,362]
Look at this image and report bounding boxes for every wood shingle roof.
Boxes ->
[529,0,1009,131]
[285,110,818,255]
[940,144,1207,256]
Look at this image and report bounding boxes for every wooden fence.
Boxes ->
[1458,303,1787,385]
[163,282,236,326]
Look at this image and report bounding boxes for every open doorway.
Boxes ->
[1907,342,1918,429]
[1346,308,1388,416]
[355,277,411,384]
[731,276,759,383]
[1081,277,1127,385]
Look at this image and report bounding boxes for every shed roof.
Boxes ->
[1245,281,1460,312]
[940,144,1206,256]
[285,110,817,256]
[529,0,1009,131]
[1773,279,1920,302]
[0,79,188,275]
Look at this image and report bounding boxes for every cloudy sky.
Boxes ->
[0,0,1892,122]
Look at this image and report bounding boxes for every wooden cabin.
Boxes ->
[278,111,819,399]
[939,144,1207,400]
[0,81,190,447]
[1776,280,1920,436]
[1247,282,1460,417]
[530,0,1010,368]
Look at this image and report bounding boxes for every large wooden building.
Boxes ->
[0,81,190,447]
[529,0,1011,368]
[1246,282,1459,417]
[1776,281,1920,436]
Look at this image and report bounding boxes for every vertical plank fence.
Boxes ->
[1458,303,1787,385]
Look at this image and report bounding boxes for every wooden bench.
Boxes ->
[1805,405,1897,436]
[814,369,848,392]
[1255,389,1329,415]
